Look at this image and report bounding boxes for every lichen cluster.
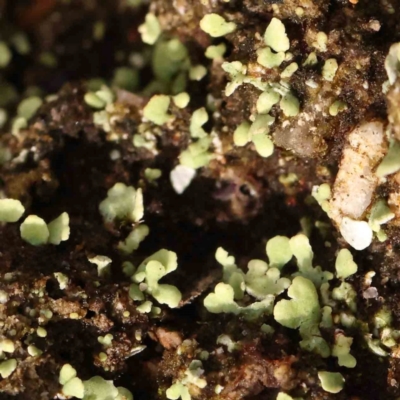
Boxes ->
[1,1,400,400]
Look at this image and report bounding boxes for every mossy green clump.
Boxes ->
[200,14,236,38]
[264,18,290,53]
[99,183,144,223]
[143,95,173,125]
[20,215,49,246]
[132,249,182,308]
[318,371,345,394]
[0,198,25,222]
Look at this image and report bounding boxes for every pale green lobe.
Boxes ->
[318,371,345,394]
[190,108,209,138]
[20,215,49,245]
[0,339,15,353]
[12,116,28,136]
[280,94,300,117]
[273,276,320,329]
[88,255,112,276]
[173,92,190,108]
[290,234,313,269]
[144,168,162,182]
[48,212,70,245]
[143,95,172,125]
[257,47,285,69]
[152,38,189,84]
[249,114,274,137]
[189,65,207,81]
[63,377,84,399]
[84,92,106,109]
[59,364,77,385]
[215,247,244,300]
[281,62,298,79]
[0,359,17,378]
[204,282,240,314]
[369,199,394,232]
[252,134,274,158]
[138,13,161,45]
[27,345,43,356]
[332,334,356,368]
[180,137,213,169]
[205,43,227,60]
[116,387,134,400]
[200,14,237,38]
[322,58,338,81]
[233,121,251,146]
[17,96,43,119]
[112,67,138,92]
[385,43,400,85]
[245,259,290,299]
[134,249,182,308]
[376,140,400,177]
[0,198,25,222]
[335,249,357,279]
[277,393,294,400]
[118,224,150,254]
[264,18,290,53]
[137,300,153,313]
[0,41,12,68]
[329,100,347,116]
[303,52,318,66]
[257,89,280,114]
[266,236,292,268]
[129,283,145,301]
